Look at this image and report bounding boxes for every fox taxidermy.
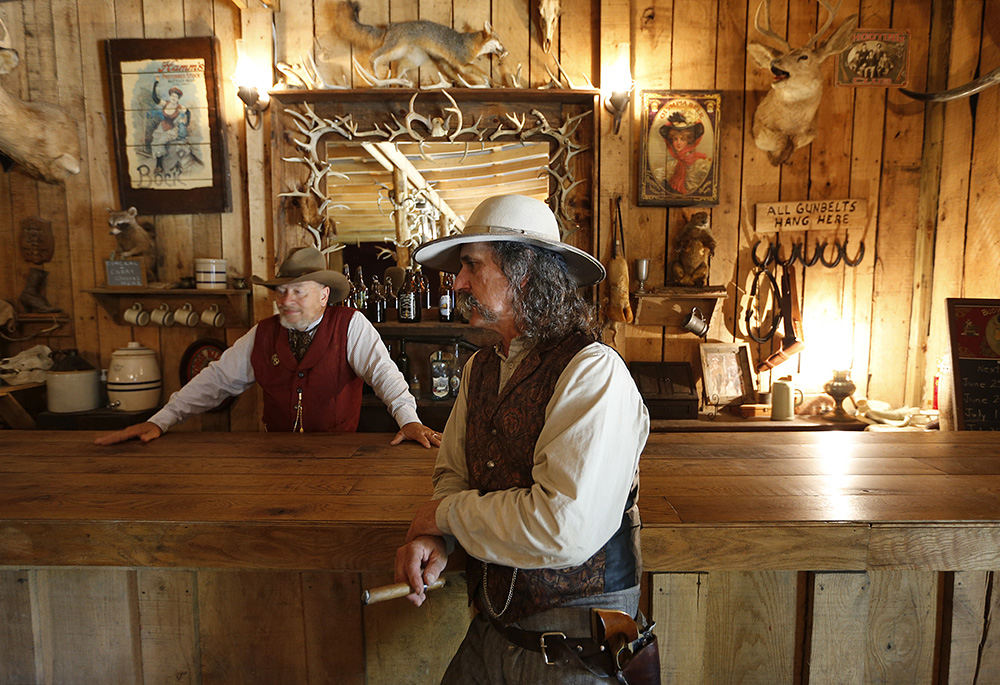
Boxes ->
[325,1,508,86]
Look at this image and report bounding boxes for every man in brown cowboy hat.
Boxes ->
[96,246,440,447]
[394,195,652,683]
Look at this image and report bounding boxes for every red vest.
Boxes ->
[250,306,362,432]
[464,334,637,624]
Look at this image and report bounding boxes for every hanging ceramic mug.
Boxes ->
[150,302,174,327]
[200,303,225,327]
[174,302,200,327]
[123,302,150,326]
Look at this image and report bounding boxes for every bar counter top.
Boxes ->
[2,430,1000,572]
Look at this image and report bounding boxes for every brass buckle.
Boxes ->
[539,631,566,665]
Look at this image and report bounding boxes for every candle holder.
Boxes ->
[823,369,857,421]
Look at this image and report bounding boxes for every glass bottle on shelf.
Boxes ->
[439,272,455,322]
[397,268,422,323]
[429,348,451,400]
[395,339,410,379]
[352,266,368,312]
[416,265,431,310]
[449,341,462,398]
[366,275,386,323]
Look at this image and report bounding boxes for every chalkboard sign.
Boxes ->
[946,298,1000,431]
[104,259,145,287]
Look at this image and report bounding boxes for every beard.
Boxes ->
[456,292,499,323]
[279,314,312,331]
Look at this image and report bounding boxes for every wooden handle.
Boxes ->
[362,578,446,605]
[607,256,633,323]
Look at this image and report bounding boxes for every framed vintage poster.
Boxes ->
[836,30,910,87]
[699,342,754,406]
[105,37,230,214]
[638,91,721,207]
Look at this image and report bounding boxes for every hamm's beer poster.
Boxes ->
[120,57,213,190]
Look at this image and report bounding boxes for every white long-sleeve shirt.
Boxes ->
[149,310,419,432]
[432,338,649,570]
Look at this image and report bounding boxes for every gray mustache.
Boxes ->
[456,292,498,323]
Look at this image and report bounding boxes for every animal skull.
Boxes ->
[539,0,561,53]
[748,0,857,165]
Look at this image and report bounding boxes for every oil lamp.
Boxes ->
[823,369,857,421]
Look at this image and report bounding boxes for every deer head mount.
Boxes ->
[748,0,857,165]
[0,16,80,184]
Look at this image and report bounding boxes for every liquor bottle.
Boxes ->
[352,265,368,312]
[366,275,386,323]
[438,272,455,322]
[396,339,410,379]
[416,266,431,310]
[449,341,462,398]
[397,268,422,322]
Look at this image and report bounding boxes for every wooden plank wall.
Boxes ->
[2,0,997,414]
[3,566,999,682]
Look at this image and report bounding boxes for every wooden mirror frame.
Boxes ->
[269,88,598,266]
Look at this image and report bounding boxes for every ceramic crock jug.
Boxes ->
[106,342,162,411]
[771,375,803,421]
[45,349,101,413]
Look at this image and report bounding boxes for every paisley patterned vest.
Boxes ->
[464,333,638,625]
[250,306,362,432]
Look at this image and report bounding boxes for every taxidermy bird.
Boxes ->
[324,1,508,87]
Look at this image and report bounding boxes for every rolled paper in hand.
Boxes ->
[362,577,447,605]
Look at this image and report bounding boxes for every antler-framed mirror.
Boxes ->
[270,88,597,266]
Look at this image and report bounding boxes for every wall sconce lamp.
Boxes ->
[234,39,271,131]
[604,86,632,136]
[237,85,269,130]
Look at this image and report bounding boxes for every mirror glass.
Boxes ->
[324,141,550,243]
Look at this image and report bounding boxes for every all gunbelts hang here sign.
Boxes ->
[755,199,867,233]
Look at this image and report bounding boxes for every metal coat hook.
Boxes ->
[818,240,843,268]
[751,238,776,267]
[775,239,801,267]
[800,239,824,266]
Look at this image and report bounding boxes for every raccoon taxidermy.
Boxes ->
[325,1,507,86]
[107,206,158,283]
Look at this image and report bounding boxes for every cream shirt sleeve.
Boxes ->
[148,326,259,432]
[433,343,649,570]
[345,311,420,428]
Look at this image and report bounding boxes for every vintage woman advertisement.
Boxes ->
[105,38,229,214]
[639,91,721,206]
[120,57,212,191]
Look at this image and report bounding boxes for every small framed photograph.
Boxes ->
[638,90,721,207]
[836,30,910,87]
[105,37,230,214]
[699,342,754,406]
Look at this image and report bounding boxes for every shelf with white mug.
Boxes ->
[631,286,727,330]
[84,288,252,328]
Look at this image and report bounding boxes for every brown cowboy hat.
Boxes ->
[252,246,350,303]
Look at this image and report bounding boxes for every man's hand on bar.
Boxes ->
[94,422,163,445]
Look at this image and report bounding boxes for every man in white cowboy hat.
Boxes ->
[96,246,440,447]
[394,195,651,682]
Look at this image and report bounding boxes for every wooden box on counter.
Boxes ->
[628,361,699,419]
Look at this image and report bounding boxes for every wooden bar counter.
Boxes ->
[2,430,999,683]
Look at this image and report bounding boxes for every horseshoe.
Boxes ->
[819,240,843,268]
[800,239,825,267]
[843,236,865,267]
[751,238,775,268]
[775,240,801,267]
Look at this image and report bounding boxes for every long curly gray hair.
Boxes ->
[482,241,598,342]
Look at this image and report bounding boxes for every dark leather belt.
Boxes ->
[492,620,608,666]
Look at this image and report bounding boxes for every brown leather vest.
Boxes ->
[250,306,362,432]
[464,333,637,624]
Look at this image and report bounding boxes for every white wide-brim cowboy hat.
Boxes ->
[412,194,606,287]
[252,246,350,303]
